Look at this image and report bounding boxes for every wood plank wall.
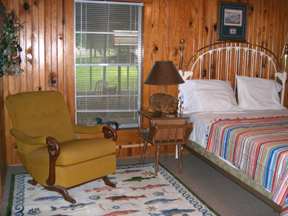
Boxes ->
[0,10,6,200]
[0,77,6,200]
[0,0,288,165]
[0,88,2,201]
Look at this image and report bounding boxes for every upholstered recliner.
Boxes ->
[6,91,117,203]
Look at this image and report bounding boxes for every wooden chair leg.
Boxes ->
[103,176,116,188]
[117,144,122,157]
[45,185,76,204]
[177,144,183,173]
[28,179,38,186]
[141,141,148,164]
[154,143,160,176]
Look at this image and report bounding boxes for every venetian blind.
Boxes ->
[75,0,143,128]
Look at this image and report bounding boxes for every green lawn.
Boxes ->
[76,65,139,92]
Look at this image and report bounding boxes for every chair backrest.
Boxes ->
[6,91,75,142]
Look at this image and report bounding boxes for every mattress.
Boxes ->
[186,109,288,148]
[186,109,288,201]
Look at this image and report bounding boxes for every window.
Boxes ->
[75,0,143,128]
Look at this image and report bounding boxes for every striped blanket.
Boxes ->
[206,116,288,215]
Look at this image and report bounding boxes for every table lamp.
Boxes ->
[144,61,184,116]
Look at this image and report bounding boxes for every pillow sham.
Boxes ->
[236,76,284,110]
[178,80,238,113]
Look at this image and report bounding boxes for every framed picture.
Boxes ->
[218,2,247,41]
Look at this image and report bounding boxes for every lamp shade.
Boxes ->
[144,61,184,85]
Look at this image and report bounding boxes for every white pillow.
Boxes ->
[179,80,238,113]
[236,76,284,110]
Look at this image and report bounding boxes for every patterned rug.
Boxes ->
[7,163,217,216]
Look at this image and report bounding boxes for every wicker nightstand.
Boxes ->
[139,111,193,175]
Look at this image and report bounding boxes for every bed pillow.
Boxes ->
[178,80,238,113]
[236,76,284,110]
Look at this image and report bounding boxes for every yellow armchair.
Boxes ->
[6,91,117,203]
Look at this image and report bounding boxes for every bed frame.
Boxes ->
[179,41,287,212]
[180,41,287,104]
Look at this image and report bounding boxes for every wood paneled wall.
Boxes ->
[0,10,6,200]
[1,0,288,165]
[0,78,7,201]
[0,77,6,201]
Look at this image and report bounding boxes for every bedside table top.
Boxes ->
[140,110,188,120]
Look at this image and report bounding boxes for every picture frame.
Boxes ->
[218,2,247,41]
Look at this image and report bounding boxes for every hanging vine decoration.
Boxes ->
[0,11,23,76]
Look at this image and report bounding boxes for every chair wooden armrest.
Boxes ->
[45,136,76,203]
[102,126,118,141]
[46,136,60,185]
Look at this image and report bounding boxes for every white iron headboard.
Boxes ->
[180,42,287,105]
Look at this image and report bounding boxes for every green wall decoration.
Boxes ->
[218,2,247,41]
[0,11,23,76]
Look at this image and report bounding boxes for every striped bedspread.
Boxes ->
[206,116,288,214]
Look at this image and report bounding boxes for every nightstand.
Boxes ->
[139,111,193,175]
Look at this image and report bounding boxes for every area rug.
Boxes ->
[7,163,217,216]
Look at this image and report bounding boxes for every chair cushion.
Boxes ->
[29,138,115,166]
[57,138,116,166]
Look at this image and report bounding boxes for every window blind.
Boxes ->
[75,0,143,128]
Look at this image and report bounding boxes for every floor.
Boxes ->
[0,154,280,216]
[160,154,279,216]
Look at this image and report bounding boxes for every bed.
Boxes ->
[178,42,288,215]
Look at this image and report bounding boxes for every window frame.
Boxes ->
[74,0,143,128]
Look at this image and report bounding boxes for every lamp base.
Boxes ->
[148,93,178,116]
